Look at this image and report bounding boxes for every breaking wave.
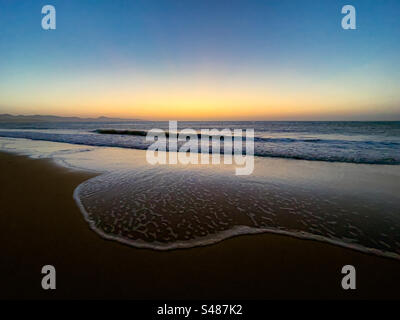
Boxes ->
[0,129,399,164]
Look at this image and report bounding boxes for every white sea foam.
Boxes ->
[73,165,400,260]
[1,120,400,164]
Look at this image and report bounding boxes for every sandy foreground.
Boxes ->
[0,151,399,299]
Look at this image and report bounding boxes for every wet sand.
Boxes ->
[0,151,399,299]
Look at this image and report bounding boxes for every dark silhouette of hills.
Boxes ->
[0,114,141,122]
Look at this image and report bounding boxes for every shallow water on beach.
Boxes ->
[1,137,400,259]
[74,166,400,258]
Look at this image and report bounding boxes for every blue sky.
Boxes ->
[0,0,400,120]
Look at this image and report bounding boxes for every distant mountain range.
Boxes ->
[0,114,141,122]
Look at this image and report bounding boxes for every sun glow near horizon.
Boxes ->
[1,66,399,120]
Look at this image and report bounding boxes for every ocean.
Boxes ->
[0,121,399,259]
[0,121,399,164]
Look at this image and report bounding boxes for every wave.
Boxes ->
[94,129,324,143]
[95,128,400,145]
[95,128,243,139]
[0,129,399,165]
[73,169,400,260]
[94,129,149,136]
[1,132,400,260]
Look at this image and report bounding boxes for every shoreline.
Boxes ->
[74,175,400,259]
[0,151,399,299]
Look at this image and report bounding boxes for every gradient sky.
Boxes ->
[0,0,400,120]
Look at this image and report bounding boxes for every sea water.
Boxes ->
[0,121,399,259]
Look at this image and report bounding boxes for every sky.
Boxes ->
[0,0,400,120]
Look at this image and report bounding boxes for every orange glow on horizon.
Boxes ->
[1,66,399,120]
